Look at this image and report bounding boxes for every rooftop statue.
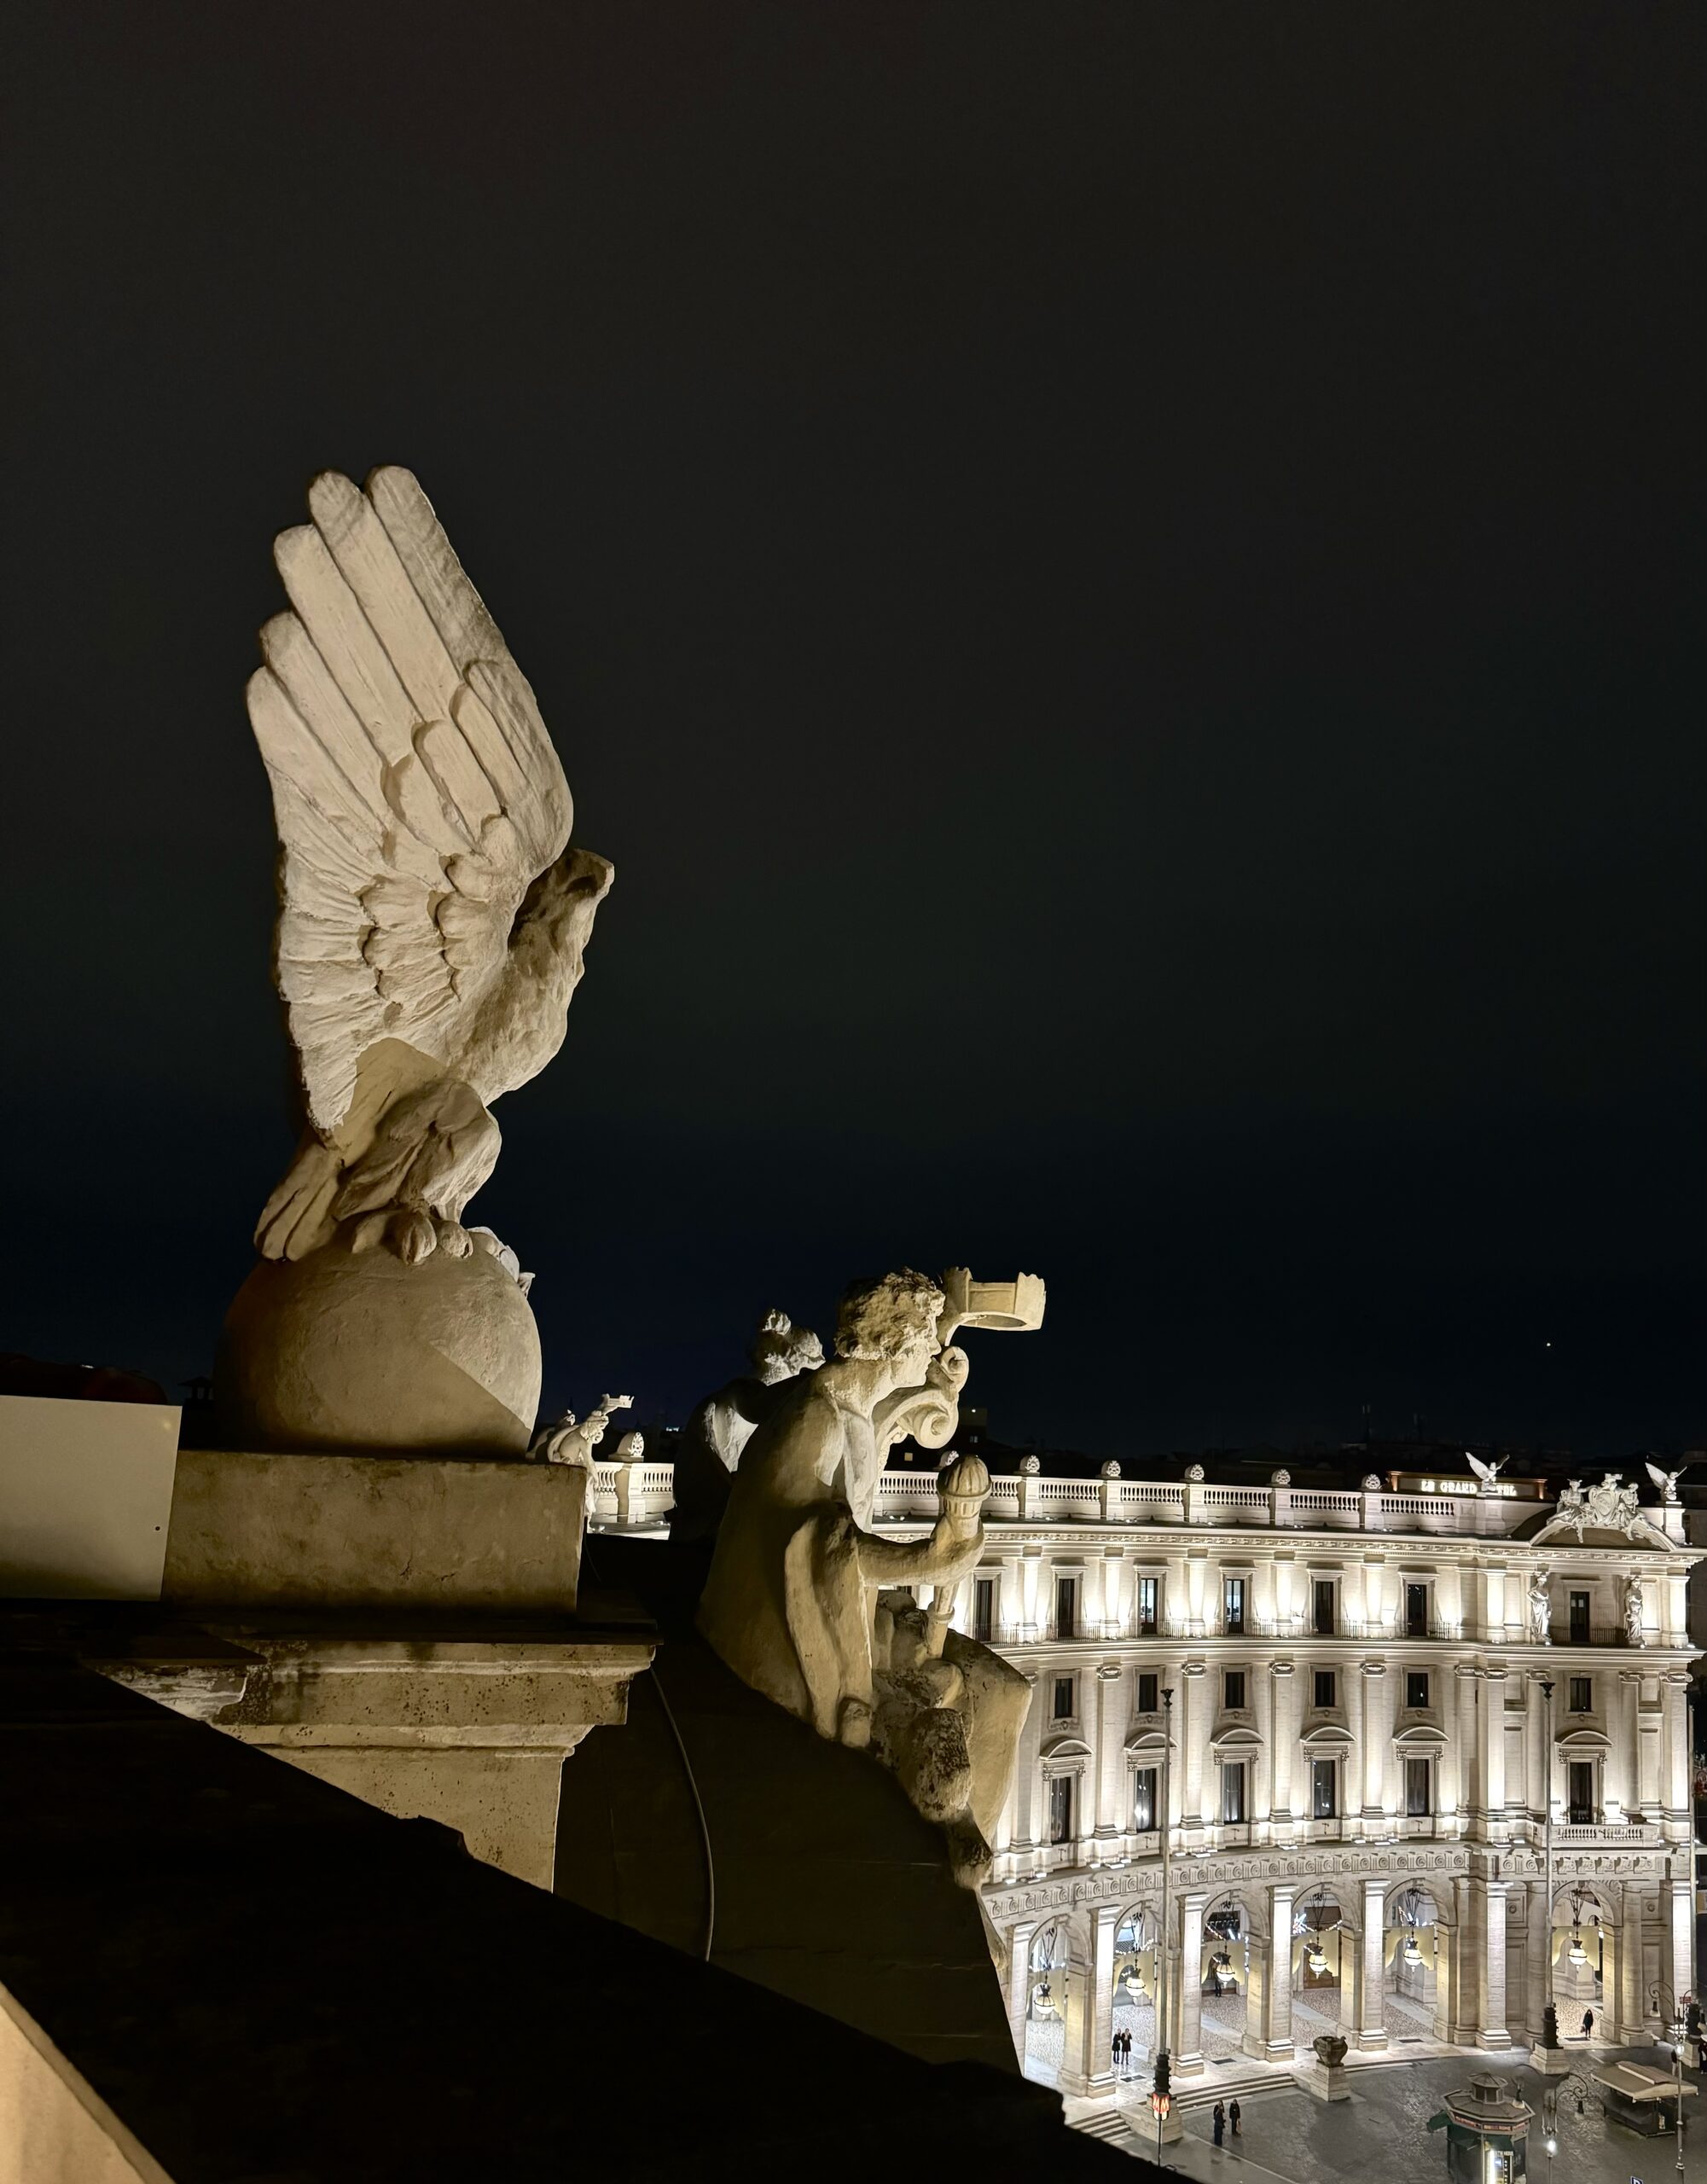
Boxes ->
[698,1267,1044,1883]
[670,1310,825,1542]
[218,470,611,1453]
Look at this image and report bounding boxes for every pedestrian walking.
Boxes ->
[1581,2007,1594,2042]
[1122,2028,1133,2070]
[1229,2099,1242,2137]
[1212,2101,1226,2148]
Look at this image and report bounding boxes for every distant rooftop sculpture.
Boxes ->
[218,469,611,1453]
[698,1267,1045,1884]
[1534,1472,1669,1548]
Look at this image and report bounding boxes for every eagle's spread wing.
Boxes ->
[247,468,572,1139]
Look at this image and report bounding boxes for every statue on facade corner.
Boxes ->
[669,1310,825,1542]
[697,1266,1044,1883]
[1527,1573,1551,1644]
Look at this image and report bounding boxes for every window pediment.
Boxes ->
[1392,1722,1447,1749]
[1041,1734,1093,1763]
[1555,1726,1611,1754]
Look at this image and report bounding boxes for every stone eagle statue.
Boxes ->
[246,468,611,1268]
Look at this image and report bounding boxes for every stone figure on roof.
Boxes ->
[669,1310,825,1542]
[698,1266,1045,1883]
[217,469,612,1454]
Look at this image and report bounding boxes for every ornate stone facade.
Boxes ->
[899,1467,1701,2095]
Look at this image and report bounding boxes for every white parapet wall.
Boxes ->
[0,1395,181,1600]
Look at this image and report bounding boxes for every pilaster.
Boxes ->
[1176,1888,1207,2076]
[1357,1874,1390,2049]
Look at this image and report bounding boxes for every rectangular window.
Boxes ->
[1221,1762,1246,1824]
[1406,1671,1430,1710]
[1052,1676,1075,1721]
[1055,1577,1077,1641]
[1313,1670,1336,1709]
[1223,1577,1246,1635]
[1405,1756,1431,1815]
[1137,1672,1158,1713]
[1311,1757,1337,1819]
[1404,1581,1429,1638]
[1312,1579,1336,1635]
[1568,1590,1590,1645]
[1568,1676,1592,1714]
[1224,1670,1246,1711]
[1048,1773,1074,1844]
[1133,1766,1158,1831]
[1136,1576,1158,1636]
[1566,1760,1594,1825]
[973,1577,995,1643]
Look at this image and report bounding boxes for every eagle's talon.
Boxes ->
[387,1208,438,1264]
[435,1218,473,1260]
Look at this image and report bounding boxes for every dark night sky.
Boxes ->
[4,3,1703,1455]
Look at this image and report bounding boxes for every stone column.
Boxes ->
[1180,1664,1207,1838]
[1479,1667,1507,1838]
[1269,1661,1297,1838]
[1252,1659,1274,1833]
[1663,1673,1690,1829]
[1611,1670,1639,1820]
[1665,1875,1693,2011]
[1484,1878,1510,2044]
[1523,1880,1546,2048]
[1176,1888,1207,2075]
[1615,1886,1644,2042]
[1638,1671,1663,1821]
[1357,1875,1390,2049]
[1362,1662,1391,1821]
[1011,1668,1042,1853]
[1089,1902,1120,2092]
[1455,1665,1480,1825]
[1094,1663,1123,1842]
[1008,1916,1038,2062]
[1259,1882,1296,2059]
[1345,1660,1365,1830]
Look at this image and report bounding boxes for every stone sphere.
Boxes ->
[218,1236,541,1455]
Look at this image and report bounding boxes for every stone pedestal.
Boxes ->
[1299,2059,1350,2101]
[163,1445,589,1612]
[84,1443,657,1886]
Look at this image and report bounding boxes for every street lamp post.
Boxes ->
[1647,1982,1692,2181]
[1533,1673,1559,2065]
[1152,1684,1176,2171]
[1540,2072,1605,2184]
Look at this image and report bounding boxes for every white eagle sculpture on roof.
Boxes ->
[246,468,611,1270]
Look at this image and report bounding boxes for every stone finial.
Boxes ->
[1020,1454,1042,1475]
[1270,1467,1292,1486]
[1184,1461,1205,1483]
[1100,1459,1121,1480]
[1362,1473,1382,1491]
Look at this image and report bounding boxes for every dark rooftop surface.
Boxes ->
[0,1628,1132,2181]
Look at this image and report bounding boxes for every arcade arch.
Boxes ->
[1199,1890,1255,2060]
[1021,1919,1072,2084]
[1383,1882,1449,2042]
[1109,1904,1156,2071]
[1288,1885,1348,2047]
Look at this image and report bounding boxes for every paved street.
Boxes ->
[1168,2051,1694,2184]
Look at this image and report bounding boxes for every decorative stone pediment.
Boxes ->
[1532,1474,1670,1549]
[1125,1723,1169,1753]
[1391,1720,1449,1749]
[1040,1734,1093,1763]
